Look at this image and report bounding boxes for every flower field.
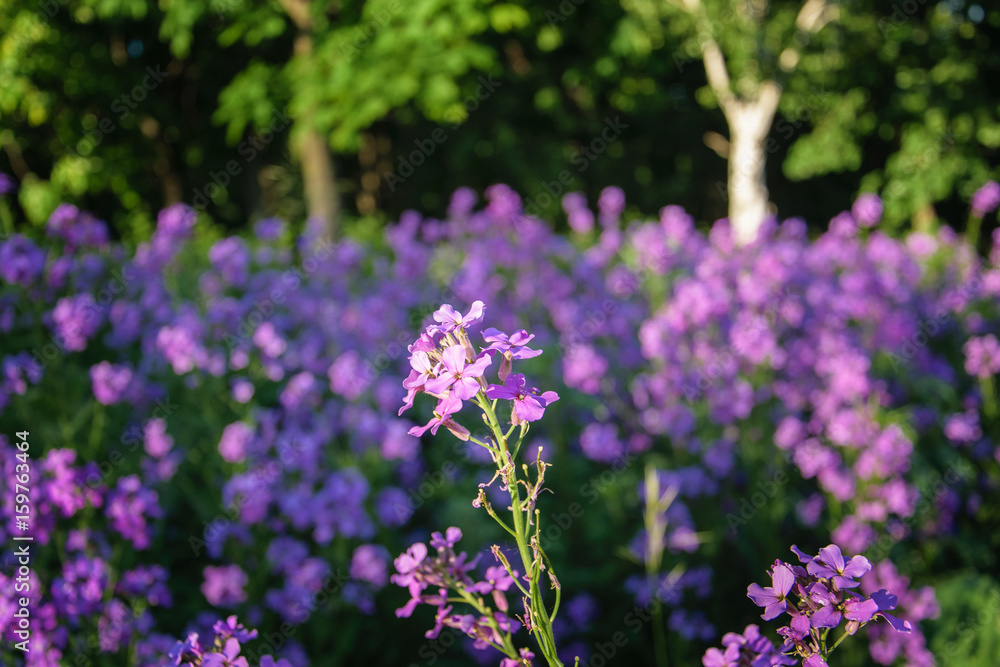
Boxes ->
[1,183,999,666]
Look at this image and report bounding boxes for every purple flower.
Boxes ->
[963,334,1000,378]
[0,235,47,286]
[432,300,485,333]
[430,527,463,550]
[90,361,133,405]
[218,422,254,463]
[212,616,258,642]
[806,544,871,588]
[869,588,912,633]
[562,192,594,233]
[501,649,536,667]
[0,172,16,196]
[351,544,390,588]
[144,418,174,458]
[52,294,102,351]
[482,327,542,379]
[747,563,794,620]
[485,373,559,423]
[470,566,515,595]
[201,565,248,607]
[231,379,255,403]
[168,633,203,665]
[407,394,470,441]
[702,644,739,667]
[971,180,1000,216]
[202,637,248,667]
[424,345,491,400]
[844,596,879,623]
[106,474,162,549]
[579,422,624,463]
[852,193,883,227]
[803,656,830,667]
[598,186,626,226]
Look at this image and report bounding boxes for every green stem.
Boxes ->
[967,213,983,250]
[476,393,563,666]
[88,401,105,459]
[981,375,997,421]
[825,630,851,656]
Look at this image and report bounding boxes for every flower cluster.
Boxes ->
[396,303,565,666]
[167,616,293,667]
[703,544,912,667]
[392,527,524,656]
[2,183,994,665]
[400,300,558,439]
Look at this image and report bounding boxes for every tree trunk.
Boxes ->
[297,123,340,240]
[726,82,780,245]
[287,21,340,241]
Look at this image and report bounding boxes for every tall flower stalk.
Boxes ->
[396,301,568,667]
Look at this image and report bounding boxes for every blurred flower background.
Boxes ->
[1,1,1000,667]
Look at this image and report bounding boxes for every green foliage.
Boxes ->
[0,0,998,240]
[927,574,1000,667]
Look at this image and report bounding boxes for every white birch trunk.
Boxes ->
[726,83,780,246]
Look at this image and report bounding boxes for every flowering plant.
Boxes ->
[704,544,912,667]
[395,301,566,667]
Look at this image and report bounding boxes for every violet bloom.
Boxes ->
[408,394,470,441]
[0,235,47,287]
[485,373,559,423]
[52,293,102,351]
[430,527,463,550]
[844,596,879,624]
[482,327,542,379]
[852,193,883,227]
[747,563,794,620]
[424,345,491,400]
[399,350,437,415]
[971,180,1000,216]
[702,644,739,667]
[212,616,258,642]
[90,361,133,405]
[432,300,485,333]
[218,422,254,463]
[807,583,842,628]
[168,633,203,665]
[0,172,16,196]
[201,638,247,667]
[869,588,912,633]
[201,565,248,607]
[391,543,429,596]
[963,334,1000,378]
[501,649,536,667]
[806,544,871,588]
